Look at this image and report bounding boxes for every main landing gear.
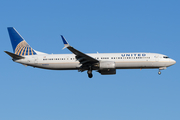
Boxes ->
[88,71,93,78]
[87,67,93,78]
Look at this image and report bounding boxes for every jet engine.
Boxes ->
[98,61,116,75]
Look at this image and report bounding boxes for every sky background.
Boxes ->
[0,0,180,120]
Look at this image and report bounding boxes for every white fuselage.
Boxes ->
[6,27,176,77]
[14,52,176,70]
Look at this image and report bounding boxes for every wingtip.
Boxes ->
[61,35,68,45]
[61,35,70,50]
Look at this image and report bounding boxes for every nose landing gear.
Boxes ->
[158,70,161,75]
[158,67,166,75]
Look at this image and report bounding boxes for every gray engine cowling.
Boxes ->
[98,61,116,75]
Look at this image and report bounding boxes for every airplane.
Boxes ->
[5,27,176,78]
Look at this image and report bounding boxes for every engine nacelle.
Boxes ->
[99,61,115,69]
[99,61,116,75]
[99,69,116,75]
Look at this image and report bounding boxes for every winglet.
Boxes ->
[61,35,70,49]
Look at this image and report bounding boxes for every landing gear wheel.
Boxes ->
[87,69,93,78]
[158,71,161,75]
[88,73,93,78]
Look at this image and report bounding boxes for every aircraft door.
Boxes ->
[152,55,159,67]
[34,57,38,64]
[155,55,159,62]
[66,56,70,61]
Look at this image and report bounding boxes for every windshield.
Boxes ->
[163,56,169,59]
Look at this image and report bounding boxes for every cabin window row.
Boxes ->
[111,57,150,59]
[43,58,76,61]
[43,57,150,61]
[95,57,150,59]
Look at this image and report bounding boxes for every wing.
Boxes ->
[61,35,99,65]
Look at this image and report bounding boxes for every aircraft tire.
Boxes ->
[88,73,93,78]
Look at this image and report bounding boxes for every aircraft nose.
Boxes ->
[170,59,176,65]
[173,59,176,64]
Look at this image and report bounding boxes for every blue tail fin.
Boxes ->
[7,27,37,56]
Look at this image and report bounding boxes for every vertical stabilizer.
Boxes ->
[7,27,37,56]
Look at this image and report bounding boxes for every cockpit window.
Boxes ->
[163,56,169,59]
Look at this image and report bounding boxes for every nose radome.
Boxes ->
[171,59,176,65]
[173,60,176,64]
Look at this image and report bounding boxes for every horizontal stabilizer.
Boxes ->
[4,51,24,59]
